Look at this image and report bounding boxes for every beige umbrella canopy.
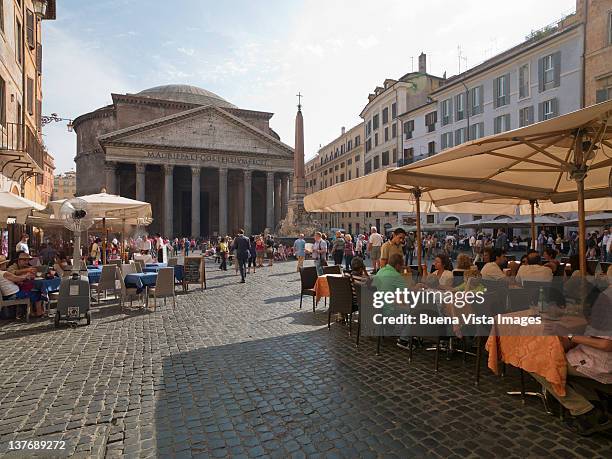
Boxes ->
[395,100,612,274]
[0,191,46,225]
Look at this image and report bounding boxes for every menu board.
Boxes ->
[183,256,206,290]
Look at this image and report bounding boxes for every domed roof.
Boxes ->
[135,84,237,108]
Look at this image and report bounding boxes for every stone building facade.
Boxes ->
[73,85,294,237]
[579,0,612,105]
[52,169,76,200]
[305,123,366,235]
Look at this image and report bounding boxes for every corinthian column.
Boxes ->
[191,167,201,237]
[135,163,146,202]
[274,176,281,225]
[218,167,228,236]
[104,161,117,194]
[266,171,274,230]
[281,174,289,218]
[163,164,174,237]
[243,170,252,235]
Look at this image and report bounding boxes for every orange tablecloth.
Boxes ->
[485,312,587,396]
[314,274,344,304]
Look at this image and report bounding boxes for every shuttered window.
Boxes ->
[391,102,397,119]
[373,156,380,170]
[469,85,484,115]
[26,77,34,115]
[427,141,436,155]
[441,132,453,150]
[454,127,467,146]
[373,114,379,130]
[518,64,530,99]
[391,122,397,138]
[16,20,23,65]
[26,9,35,49]
[392,148,397,163]
[404,120,414,139]
[36,43,42,74]
[382,107,389,124]
[455,93,465,121]
[0,76,5,126]
[494,74,510,108]
[381,151,389,166]
[384,127,389,142]
[539,98,558,121]
[469,122,485,139]
[493,114,511,134]
[441,98,453,126]
[425,111,437,132]
[538,52,561,92]
[518,106,534,127]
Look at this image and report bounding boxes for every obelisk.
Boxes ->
[289,93,306,213]
[293,93,305,199]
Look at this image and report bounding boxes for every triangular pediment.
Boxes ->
[99,105,294,158]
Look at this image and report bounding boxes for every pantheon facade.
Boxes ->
[73,85,295,237]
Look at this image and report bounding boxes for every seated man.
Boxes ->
[531,287,611,436]
[480,248,507,281]
[0,255,40,319]
[515,252,553,285]
[7,252,37,277]
[542,247,561,275]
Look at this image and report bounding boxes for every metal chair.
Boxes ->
[121,263,136,277]
[148,268,175,311]
[132,260,144,273]
[299,266,318,312]
[117,272,142,310]
[90,265,119,303]
[327,275,356,336]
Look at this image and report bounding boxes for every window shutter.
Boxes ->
[455,130,460,146]
[519,108,525,127]
[596,89,609,103]
[538,102,544,121]
[478,85,484,113]
[26,10,34,49]
[538,57,544,93]
[528,106,534,125]
[504,73,510,104]
[448,98,453,124]
[551,98,559,117]
[553,51,561,88]
[26,77,33,115]
[493,78,499,109]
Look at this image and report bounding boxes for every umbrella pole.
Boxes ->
[530,200,536,250]
[102,217,107,264]
[414,189,422,273]
[573,131,587,276]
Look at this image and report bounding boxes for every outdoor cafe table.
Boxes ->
[125,272,157,293]
[486,310,587,396]
[143,263,184,282]
[87,267,103,284]
[314,274,344,304]
[33,277,61,296]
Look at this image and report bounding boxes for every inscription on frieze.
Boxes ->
[146,151,269,167]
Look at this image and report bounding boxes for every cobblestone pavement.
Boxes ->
[0,259,610,458]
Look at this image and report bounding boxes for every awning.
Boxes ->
[0,191,46,225]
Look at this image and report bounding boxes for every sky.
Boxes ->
[43,0,577,173]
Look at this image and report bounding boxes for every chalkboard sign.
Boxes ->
[183,256,206,290]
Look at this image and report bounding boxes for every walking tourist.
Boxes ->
[219,237,228,271]
[293,233,306,272]
[255,235,265,267]
[312,232,328,275]
[248,236,257,274]
[368,226,383,273]
[155,233,164,263]
[343,234,354,271]
[332,231,345,265]
[231,229,250,283]
[265,235,275,267]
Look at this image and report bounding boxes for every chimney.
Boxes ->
[418,52,427,74]
[341,126,346,135]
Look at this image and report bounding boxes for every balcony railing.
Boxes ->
[0,122,45,174]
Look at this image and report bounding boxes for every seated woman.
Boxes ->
[543,247,562,275]
[0,255,42,318]
[422,254,454,290]
[453,253,475,273]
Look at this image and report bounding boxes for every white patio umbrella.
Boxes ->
[561,212,612,227]
[395,100,612,274]
[0,191,46,225]
[48,192,152,263]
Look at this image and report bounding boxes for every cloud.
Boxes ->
[177,47,195,57]
[357,35,379,50]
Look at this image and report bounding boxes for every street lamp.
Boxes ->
[42,113,74,132]
[33,0,48,18]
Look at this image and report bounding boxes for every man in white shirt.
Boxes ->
[607,234,612,262]
[368,227,384,273]
[15,234,29,254]
[515,253,553,285]
[469,234,476,256]
[480,248,507,281]
[312,232,328,275]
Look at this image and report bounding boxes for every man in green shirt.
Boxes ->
[380,228,406,268]
[372,253,407,315]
